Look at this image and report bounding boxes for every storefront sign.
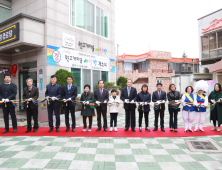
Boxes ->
[47,45,115,72]
[62,33,75,49]
[0,22,19,46]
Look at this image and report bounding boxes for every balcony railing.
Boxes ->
[152,69,173,73]
[124,70,133,74]
[138,69,148,73]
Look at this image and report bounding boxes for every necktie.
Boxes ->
[128,88,130,97]
[100,89,102,97]
[158,91,160,98]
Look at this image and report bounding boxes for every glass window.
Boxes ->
[102,71,108,82]
[86,1,94,33]
[70,0,108,38]
[75,0,85,29]
[104,10,108,38]
[134,63,139,70]
[218,32,222,48]
[92,70,100,91]
[210,50,217,58]
[96,6,100,35]
[201,36,208,51]
[140,61,148,70]
[82,69,91,92]
[124,63,132,70]
[71,68,81,94]
[0,6,11,23]
[209,33,216,50]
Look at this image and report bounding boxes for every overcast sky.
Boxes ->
[115,0,222,58]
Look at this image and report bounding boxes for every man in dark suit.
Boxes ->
[63,76,77,132]
[152,83,166,132]
[94,80,109,131]
[45,75,62,132]
[23,78,39,133]
[0,74,17,134]
[120,79,137,132]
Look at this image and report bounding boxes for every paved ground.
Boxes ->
[0,106,222,170]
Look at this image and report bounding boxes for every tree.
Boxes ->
[95,82,121,94]
[117,76,127,89]
[182,51,187,58]
[54,69,76,87]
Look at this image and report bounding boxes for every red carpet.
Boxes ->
[0,126,221,137]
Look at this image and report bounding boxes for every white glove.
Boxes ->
[175,100,180,103]
[211,99,216,103]
[96,101,100,104]
[28,98,32,102]
[86,101,89,104]
[130,100,134,104]
[125,99,129,103]
[5,99,9,102]
[63,99,67,102]
[156,101,161,104]
[67,98,71,101]
[46,96,49,101]
[201,103,205,107]
[2,99,5,102]
[140,102,144,106]
[187,104,191,107]
[145,102,148,105]
[82,101,86,105]
[52,97,55,101]
[104,100,107,103]
[161,100,165,104]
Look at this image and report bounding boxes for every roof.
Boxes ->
[198,8,222,20]
[168,57,199,63]
[202,18,222,33]
[118,52,153,60]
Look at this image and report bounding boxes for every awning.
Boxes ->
[192,73,213,80]
[123,58,147,63]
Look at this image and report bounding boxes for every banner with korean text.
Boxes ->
[47,45,115,72]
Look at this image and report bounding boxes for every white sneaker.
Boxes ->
[114,127,118,131]
[194,128,198,132]
[82,128,87,132]
[88,128,91,132]
[199,128,204,132]
[211,127,216,131]
[110,127,113,131]
[217,127,221,131]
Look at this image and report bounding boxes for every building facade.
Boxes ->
[117,51,175,94]
[0,0,116,109]
[198,8,222,84]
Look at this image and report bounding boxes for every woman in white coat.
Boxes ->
[108,89,121,131]
[193,80,209,132]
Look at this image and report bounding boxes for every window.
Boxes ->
[0,5,11,23]
[218,32,222,48]
[124,63,132,70]
[71,68,81,94]
[134,63,139,70]
[156,80,162,84]
[140,61,148,70]
[209,33,216,50]
[202,36,209,51]
[82,69,91,92]
[70,0,108,38]
[92,70,100,91]
[102,71,108,82]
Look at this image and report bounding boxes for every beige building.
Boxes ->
[0,0,116,112]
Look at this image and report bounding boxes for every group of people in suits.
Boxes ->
[1,74,222,134]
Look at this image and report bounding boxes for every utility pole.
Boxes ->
[116,44,119,83]
[193,58,194,73]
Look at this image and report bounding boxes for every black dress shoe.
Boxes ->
[139,128,142,132]
[96,128,101,131]
[132,128,136,132]
[153,127,158,131]
[66,128,70,132]
[124,128,129,131]
[25,130,31,133]
[189,129,193,132]
[33,129,37,133]
[2,130,9,134]
[161,128,165,132]
[170,129,173,131]
[13,129,17,133]
[104,128,108,132]
[56,128,59,132]
[174,129,177,132]
[72,128,75,132]
[48,128,53,132]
